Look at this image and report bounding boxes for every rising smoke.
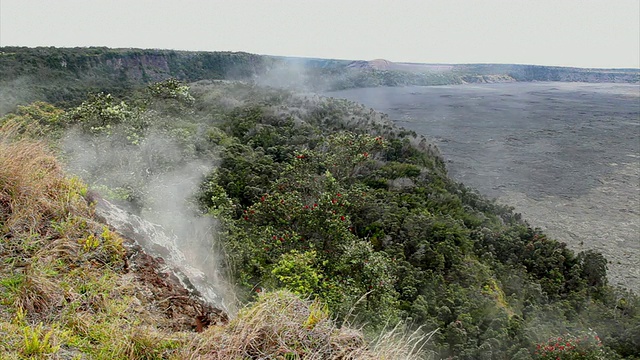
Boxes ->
[0,76,40,116]
[62,126,236,313]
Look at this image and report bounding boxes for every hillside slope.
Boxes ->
[0,47,274,113]
[0,119,423,359]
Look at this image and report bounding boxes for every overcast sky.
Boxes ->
[1,0,639,68]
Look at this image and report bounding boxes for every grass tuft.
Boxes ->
[182,290,432,359]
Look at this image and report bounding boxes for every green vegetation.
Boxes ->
[186,81,638,359]
[3,47,637,116]
[0,120,164,359]
[0,47,274,114]
[302,68,464,90]
[1,62,639,358]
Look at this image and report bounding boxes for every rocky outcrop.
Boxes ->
[104,53,172,82]
[461,74,516,83]
[91,195,229,329]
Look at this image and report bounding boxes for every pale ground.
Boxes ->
[500,160,639,290]
[329,82,640,292]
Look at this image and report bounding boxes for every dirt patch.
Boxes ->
[89,193,229,332]
[123,241,228,332]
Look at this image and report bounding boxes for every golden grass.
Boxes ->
[0,120,172,359]
[0,120,91,240]
[180,290,433,360]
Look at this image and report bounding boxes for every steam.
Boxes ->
[62,127,236,313]
[255,58,336,93]
[0,76,39,116]
[256,60,312,91]
[141,160,236,313]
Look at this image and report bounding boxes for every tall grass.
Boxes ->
[181,290,433,359]
[0,119,91,240]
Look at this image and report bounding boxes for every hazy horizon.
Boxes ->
[1,0,639,69]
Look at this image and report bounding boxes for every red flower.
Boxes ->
[336,193,341,197]
[340,216,346,221]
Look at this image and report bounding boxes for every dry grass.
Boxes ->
[0,119,91,240]
[0,120,181,359]
[0,120,94,316]
[181,290,433,360]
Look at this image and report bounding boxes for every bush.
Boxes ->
[533,332,607,360]
[183,290,429,360]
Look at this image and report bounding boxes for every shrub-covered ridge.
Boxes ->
[0,93,430,359]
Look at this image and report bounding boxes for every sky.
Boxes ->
[1,0,639,69]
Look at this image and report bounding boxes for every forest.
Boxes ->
[2,47,637,116]
[0,47,638,359]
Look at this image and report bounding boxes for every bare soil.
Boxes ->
[92,196,228,331]
[329,82,640,292]
[122,243,228,332]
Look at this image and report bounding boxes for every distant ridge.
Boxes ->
[347,59,455,72]
[1,47,638,114]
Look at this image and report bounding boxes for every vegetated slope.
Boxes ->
[3,47,639,116]
[0,86,428,360]
[0,120,222,358]
[6,76,635,359]
[343,59,639,82]
[0,47,275,114]
[454,63,640,83]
